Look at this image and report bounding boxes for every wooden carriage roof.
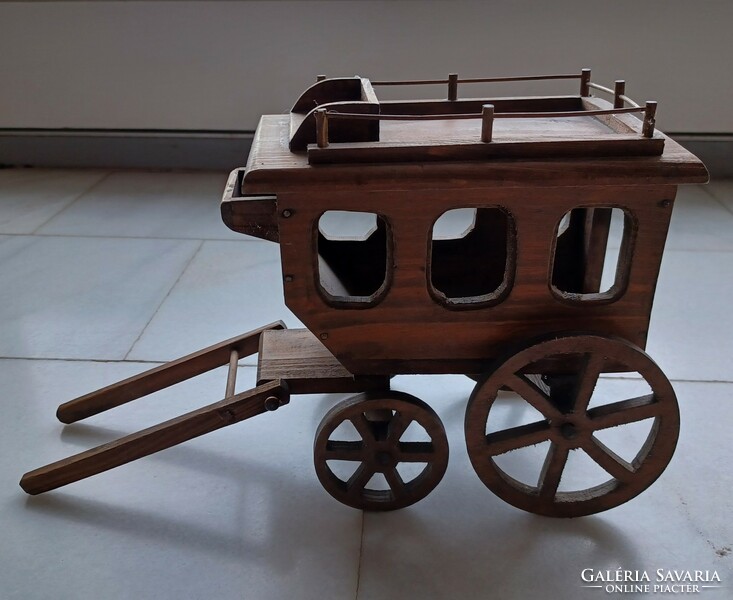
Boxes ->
[240,114,708,196]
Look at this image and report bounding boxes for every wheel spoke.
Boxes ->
[583,437,635,483]
[587,394,662,429]
[485,420,551,456]
[573,353,604,413]
[537,442,569,500]
[506,374,562,420]
[384,467,406,495]
[346,463,374,494]
[324,440,364,461]
[397,441,435,462]
[387,413,411,442]
[350,414,376,443]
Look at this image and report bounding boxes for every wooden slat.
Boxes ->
[21,381,287,495]
[56,321,285,424]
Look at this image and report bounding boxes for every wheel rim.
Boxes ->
[314,391,449,511]
[465,334,679,517]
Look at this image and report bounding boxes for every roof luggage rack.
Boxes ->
[289,69,661,164]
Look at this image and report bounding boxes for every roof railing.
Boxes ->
[312,69,656,148]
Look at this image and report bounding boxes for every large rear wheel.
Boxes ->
[465,334,679,517]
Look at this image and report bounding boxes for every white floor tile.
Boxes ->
[0,235,200,360]
[0,169,108,234]
[37,171,241,240]
[127,240,303,362]
[646,249,733,382]
[356,376,732,600]
[2,359,361,600]
[666,185,733,251]
[705,179,733,213]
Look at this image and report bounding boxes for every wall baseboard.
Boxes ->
[0,129,730,177]
[0,129,255,172]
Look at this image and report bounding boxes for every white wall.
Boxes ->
[1,1,730,133]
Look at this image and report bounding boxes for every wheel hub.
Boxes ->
[560,422,578,440]
[376,450,394,468]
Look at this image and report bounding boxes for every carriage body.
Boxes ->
[223,75,706,376]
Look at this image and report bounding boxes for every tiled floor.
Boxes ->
[1,168,731,599]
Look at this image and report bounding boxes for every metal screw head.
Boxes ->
[282,209,293,218]
[264,396,282,412]
[284,275,294,283]
[659,199,671,208]
[319,332,329,340]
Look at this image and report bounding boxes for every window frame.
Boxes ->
[427,205,516,310]
[312,209,393,309]
[548,204,637,305]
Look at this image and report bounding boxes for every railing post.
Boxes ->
[642,101,657,138]
[580,68,591,97]
[614,80,626,108]
[315,109,329,148]
[481,104,495,143]
[448,73,458,101]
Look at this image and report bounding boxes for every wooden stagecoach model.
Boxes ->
[21,70,708,518]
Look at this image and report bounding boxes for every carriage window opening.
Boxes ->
[551,207,631,301]
[430,207,513,306]
[317,211,388,304]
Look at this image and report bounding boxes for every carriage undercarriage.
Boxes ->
[20,321,680,518]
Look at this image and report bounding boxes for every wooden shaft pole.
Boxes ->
[20,381,288,495]
[55,321,285,424]
[481,104,494,143]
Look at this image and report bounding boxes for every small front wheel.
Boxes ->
[314,391,449,511]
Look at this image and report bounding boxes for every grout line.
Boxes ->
[122,240,205,360]
[700,184,733,217]
[354,511,365,600]
[0,356,166,365]
[29,170,115,233]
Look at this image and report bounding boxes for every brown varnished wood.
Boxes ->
[290,101,379,151]
[56,321,286,424]
[220,195,278,241]
[257,329,390,394]
[464,334,679,517]
[313,391,448,511]
[20,72,708,515]
[21,380,288,495]
[275,185,678,375]
[242,116,707,195]
[307,136,663,165]
[220,168,278,242]
[290,76,364,113]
